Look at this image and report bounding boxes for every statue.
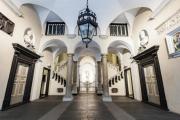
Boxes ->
[24,29,35,51]
[138,30,149,53]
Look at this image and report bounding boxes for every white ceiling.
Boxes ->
[11,0,167,34]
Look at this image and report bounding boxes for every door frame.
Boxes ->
[2,43,40,110]
[124,68,134,99]
[39,67,51,98]
[133,46,168,110]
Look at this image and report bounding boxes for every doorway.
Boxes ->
[124,68,134,98]
[2,43,40,110]
[39,67,50,98]
[79,56,96,93]
[133,46,168,109]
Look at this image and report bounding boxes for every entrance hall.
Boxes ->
[1,0,180,119]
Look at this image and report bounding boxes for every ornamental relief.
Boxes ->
[0,12,15,36]
[156,9,180,34]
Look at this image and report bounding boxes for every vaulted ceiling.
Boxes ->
[11,0,168,34]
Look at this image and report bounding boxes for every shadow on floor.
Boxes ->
[112,97,180,120]
[0,96,62,120]
[58,93,116,120]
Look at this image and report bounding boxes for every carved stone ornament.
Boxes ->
[24,28,35,51]
[156,9,180,34]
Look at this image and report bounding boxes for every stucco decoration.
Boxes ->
[156,9,180,34]
[138,29,149,53]
[24,28,35,51]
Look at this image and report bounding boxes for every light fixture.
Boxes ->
[77,0,98,48]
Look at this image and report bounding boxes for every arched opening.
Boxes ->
[108,40,134,98]
[73,41,101,95]
[79,56,96,93]
[34,39,68,99]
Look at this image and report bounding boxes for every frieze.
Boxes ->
[156,9,180,34]
[0,12,15,36]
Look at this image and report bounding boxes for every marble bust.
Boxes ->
[24,28,35,51]
[138,30,149,52]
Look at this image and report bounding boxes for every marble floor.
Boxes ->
[58,94,116,120]
[0,96,62,120]
[0,94,180,120]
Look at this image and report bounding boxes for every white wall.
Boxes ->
[49,60,67,96]
[109,79,126,96]
[0,2,41,109]
[131,0,180,114]
[31,49,54,100]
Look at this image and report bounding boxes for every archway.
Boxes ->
[73,41,101,95]
[79,56,96,93]
[107,40,134,98]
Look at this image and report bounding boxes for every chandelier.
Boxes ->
[77,0,98,48]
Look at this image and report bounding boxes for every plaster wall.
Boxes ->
[109,79,126,96]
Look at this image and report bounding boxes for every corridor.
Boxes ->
[0,94,180,120]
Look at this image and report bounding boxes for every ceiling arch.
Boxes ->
[12,0,166,34]
[39,39,67,55]
[74,41,101,61]
[108,40,134,54]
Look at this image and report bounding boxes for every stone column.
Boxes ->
[77,62,80,93]
[102,54,112,102]
[72,61,78,95]
[97,61,103,95]
[63,54,73,101]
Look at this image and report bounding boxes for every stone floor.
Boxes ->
[58,94,116,120]
[0,94,180,120]
[112,97,180,120]
[0,96,62,120]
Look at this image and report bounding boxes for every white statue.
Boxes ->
[24,29,35,50]
[139,30,149,52]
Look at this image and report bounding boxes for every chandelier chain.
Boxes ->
[86,0,89,8]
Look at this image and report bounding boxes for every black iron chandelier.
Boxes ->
[77,0,98,48]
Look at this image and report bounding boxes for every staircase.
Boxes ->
[51,60,68,95]
[107,62,125,96]
[107,62,120,79]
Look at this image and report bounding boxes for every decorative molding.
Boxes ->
[12,43,41,60]
[134,46,159,61]
[156,9,180,34]
[3,0,23,17]
[149,0,171,20]
[99,35,108,39]
[67,34,76,39]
